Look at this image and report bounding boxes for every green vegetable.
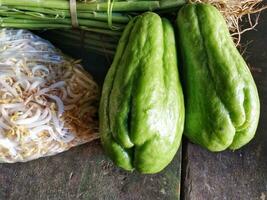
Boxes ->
[41,29,119,55]
[100,12,184,173]
[177,4,260,151]
[0,0,186,34]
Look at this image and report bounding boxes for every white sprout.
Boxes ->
[0,29,99,163]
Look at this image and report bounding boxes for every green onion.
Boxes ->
[0,0,186,58]
[0,1,185,11]
[41,29,118,55]
[0,0,186,34]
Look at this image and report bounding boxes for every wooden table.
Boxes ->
[0,10,266,200]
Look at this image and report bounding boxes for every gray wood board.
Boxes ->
[182,10,267,200]
[0,141,181,200]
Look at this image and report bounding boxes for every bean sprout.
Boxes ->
[0,29,99,163]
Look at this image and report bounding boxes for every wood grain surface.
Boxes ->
[0,140,181,200]
[182,10,267,200]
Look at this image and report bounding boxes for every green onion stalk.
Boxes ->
[41,29,119,56]
[0,0,186,34]
[1,0,264,59]
[0,0,186,57]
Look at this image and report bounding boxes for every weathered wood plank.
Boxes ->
[0,49,182,200]
[0,141,181,200]
[182,10,267,200]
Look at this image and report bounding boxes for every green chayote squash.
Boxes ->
[177,4,260,151]
[100,12,184,173]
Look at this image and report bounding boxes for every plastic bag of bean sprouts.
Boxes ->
[0,29,99,163]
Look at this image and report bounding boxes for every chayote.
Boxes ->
[100,12,185,173]
[177,4,260,151]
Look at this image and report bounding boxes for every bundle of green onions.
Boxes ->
[41,29,119,56]
[0,0,185,35]
[0,0,265,59]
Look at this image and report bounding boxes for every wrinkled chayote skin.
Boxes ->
[100,12,185,173]
[177,4,260,151]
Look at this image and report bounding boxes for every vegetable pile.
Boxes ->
[99,4,260,173]
[0,29,99,163]
[0,0,264,174]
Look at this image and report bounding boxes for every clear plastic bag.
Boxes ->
[0,29,99,163]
